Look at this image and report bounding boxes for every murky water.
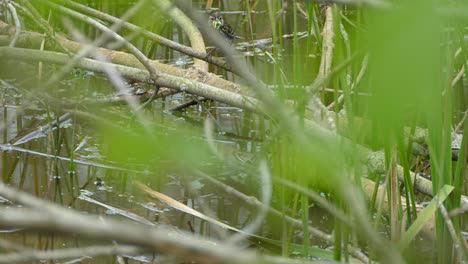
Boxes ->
[2,1,458,263]
[0,69,276,262]
[0,2,301,260]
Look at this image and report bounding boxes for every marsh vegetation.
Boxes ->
[0,0,467,263]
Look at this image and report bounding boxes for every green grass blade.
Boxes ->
[399,185,455,249]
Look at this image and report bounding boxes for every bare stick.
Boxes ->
[194,170,370,263]
[152,0,207,70]
[65,22,154,134]
[11,0,71,54]
[0,183,325,264]
[438,203,468,261]
[58,0,234,73]
[46,0,161,82]
[0,183,256,263]
[6,2,21,47]
[0,244,145,264]
[0,47,261,114]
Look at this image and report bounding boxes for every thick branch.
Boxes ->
[0,183,323,264]
[0,184,256,264]
[0,47,259,112]
[0,21,243,94]
[152,0,207,70]
[0,245,146,263]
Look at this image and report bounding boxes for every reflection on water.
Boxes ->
[0,70,284,259]
[0,1,337,262]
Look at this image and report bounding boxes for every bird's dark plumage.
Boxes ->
[208,11,238,44]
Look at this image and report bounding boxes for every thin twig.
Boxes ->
[0,183,256,264]
[0,47,261,112]
[454,110,468,133]
[6,2,21,47]
[438,203,468,261]
[12,0,71,54]
[194,170,370,263]
[46,0,161,83]
[169,98,208,112]
[59,0,234,73]
[0,244,145,264]
[65,21,154,134]
[152,0,207,70]
[451,65,465,87]
[227,161,272,245]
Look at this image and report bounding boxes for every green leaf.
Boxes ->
[399,185,454,249]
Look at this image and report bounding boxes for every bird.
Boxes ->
[208,11,240,44]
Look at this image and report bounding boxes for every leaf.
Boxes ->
[399,185,454,249]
